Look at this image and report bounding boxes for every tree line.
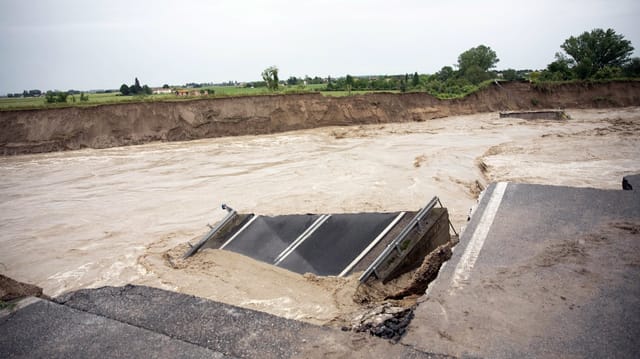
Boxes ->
[538,28,637,81]
[260,28,638,98]
[7,89,42,98]
[5,28,637,101]
[119,77,152,96]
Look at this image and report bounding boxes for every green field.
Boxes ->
[205,83,326,95]
[0,84,335,110]
[0,92,179,110]
[321,90,400,97]
[0,84,411,110]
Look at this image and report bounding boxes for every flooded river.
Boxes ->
[1,108,638,323]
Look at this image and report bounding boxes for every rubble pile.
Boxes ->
[348,303,414,342]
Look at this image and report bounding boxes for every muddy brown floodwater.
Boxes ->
[1,108,639,325]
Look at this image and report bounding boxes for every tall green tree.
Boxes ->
[463,65,491,84]
[133,77,142,93]
[120,84,130,95]
[121,78,151,95]
[457,45,499,74]
[560,28,634,79]
[540,52,575,81]
[412,72,420,87]
[261,66,279,90]
[623,57,640,77]
[345,74,354,95]
[435,66,455,82]
[456,45,499,84]
[501,69,519,81]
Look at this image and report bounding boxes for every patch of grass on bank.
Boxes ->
[203,86,271,96]
[530,77,640,91]
[0,96,44,108]
[320,90,400,97]
[426,79,497,100]
[0,300,16,311]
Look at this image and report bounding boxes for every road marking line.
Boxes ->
[273,215,325,263]
[274,214,331,265]
[450,182,507,292]
[220,215,259,250]
[338,211,406,277]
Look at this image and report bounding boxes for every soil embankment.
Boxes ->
[1,274,45,301]
[1,81,639,155]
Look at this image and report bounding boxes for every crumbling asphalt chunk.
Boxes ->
[349,303,415,342]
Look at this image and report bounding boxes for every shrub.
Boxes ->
[45,91,69,103]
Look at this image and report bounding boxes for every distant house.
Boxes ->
[152,88,172,95]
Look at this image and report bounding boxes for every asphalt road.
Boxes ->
[0,285,447,359]
[402,182,640,358]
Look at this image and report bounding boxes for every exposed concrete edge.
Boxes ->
[499,109,569,120]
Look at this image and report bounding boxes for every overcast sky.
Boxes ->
[1,0,639,93]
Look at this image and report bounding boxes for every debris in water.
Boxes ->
[349,302,415,342]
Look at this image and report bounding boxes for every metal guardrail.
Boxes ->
[182,204,237,259]
[358,196,439,283]
[338,211,406,277]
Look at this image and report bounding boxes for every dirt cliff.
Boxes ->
[1,81,639,155]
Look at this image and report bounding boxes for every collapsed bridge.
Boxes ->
[183,198,455,283]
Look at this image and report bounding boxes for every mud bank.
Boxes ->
[1,81,639,155]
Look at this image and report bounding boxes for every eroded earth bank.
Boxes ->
[1,81,639,155]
